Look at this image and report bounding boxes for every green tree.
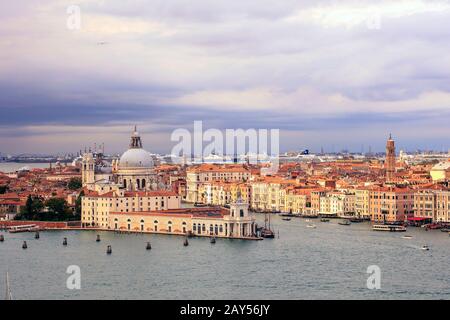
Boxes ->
[74,190,84,220]
[0,185,8,194]
[67,177,82,190]
[19,195,44,220]
[45,198,70,221]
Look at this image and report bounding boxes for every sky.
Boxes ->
[1,0,450,155]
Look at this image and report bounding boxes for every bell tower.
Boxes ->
[82,153,95,186]
[230,190,249,219]
[385,134,396,182]
[130,126,143,149]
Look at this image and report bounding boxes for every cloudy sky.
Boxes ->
[1,0,450,155]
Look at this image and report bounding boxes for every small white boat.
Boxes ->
[372,224,406,232]
[306,224,316,229]
[421,245,430,251]
[401,235,413,239]
[305,219,311,222]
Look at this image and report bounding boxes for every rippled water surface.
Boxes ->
[1,215,449,299]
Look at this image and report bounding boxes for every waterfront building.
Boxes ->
[197,181,251,206]
[385,134,396,182]
[414,189,437,221]
[354,188,371,219]
[413,188,450,223]
[435,190,450,222]
[284,188,312,215]
[81,189,181,228]
[319,191,355,217]
[186,164,251,203]
[249,177,297,212]
[369,187,414,223]
[310,189,327,215]
[108,196,256,238]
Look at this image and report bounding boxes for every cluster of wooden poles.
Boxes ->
[0,232,217,254]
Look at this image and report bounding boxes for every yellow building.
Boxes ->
[250,177,297,212]
[81,188,181,228]
[355,188,371,219]
[198,181,250,206]
[186,164,251,203]
[109,198,257,239]
[284,188,312,214]
[430,162,450,182]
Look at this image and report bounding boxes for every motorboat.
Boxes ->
[338,220,351,226]
[372,224,406,232]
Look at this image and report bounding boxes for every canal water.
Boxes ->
[1,215,449,300]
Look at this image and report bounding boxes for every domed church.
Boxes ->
[82,127,158,191]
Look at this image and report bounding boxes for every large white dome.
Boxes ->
[119,148,154,168]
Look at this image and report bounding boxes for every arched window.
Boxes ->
[136,179,140,189]
[123,180,127,188]
[140,219,145,223]
[142,179,146,189]
[154,220,158,224]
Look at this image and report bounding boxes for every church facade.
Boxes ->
[81,127,159,192]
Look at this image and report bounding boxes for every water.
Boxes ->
[1,215,449,300]
[0,162,50,173]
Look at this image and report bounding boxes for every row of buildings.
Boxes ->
[184,136,450,224]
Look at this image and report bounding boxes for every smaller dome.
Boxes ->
[119,149,154,168]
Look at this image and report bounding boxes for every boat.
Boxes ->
[280,213,296,217]
[306,224,316,229]
[210,237,216,244]
[338,220,351,226]
[261,212,275,238]
[421,245,430,251]
[8,225,40,233]
[146,242,152,250]
[183,238,189,246]
[320,218,330,222]
[302,215,319,219]
[349,218,364,223]
[372,224,407,232]
[440,228,450,232]
[282,217,291,221]
[260,228,275,238]
[401,235,413,239]
[305,219,310,222]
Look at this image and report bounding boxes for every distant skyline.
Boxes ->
[1,1,450,154]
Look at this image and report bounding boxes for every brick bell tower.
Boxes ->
[385,134,396,183]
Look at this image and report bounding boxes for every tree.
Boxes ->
[0,185,8,194]
[19,195,44,220]
[74,190,84,220]
[45,198,70,221]
[67,177,82,190]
